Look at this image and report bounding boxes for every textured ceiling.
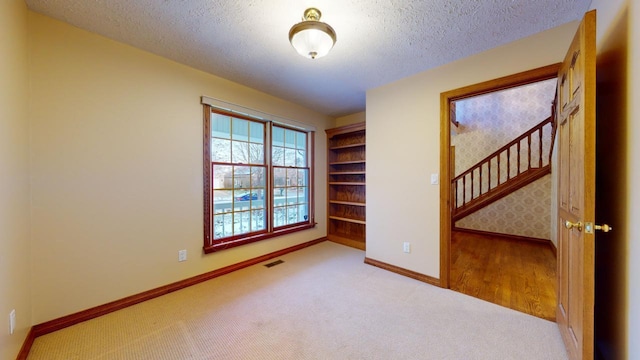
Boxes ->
[25,0,592,117]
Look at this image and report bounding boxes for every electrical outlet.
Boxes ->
[178,250,187,262]
[9,309,16,335]
[403,242,411,253]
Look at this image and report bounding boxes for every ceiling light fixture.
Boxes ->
[289,8,337,60]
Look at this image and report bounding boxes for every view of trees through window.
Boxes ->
[207,110,311,245]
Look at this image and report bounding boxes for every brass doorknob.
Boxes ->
[594,224,612,232]
[565,220,582,231]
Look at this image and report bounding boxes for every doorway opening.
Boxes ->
[439,65,560,320]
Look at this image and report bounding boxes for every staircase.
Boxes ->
[451,115,556,222]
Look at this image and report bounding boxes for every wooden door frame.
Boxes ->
[438,64,561,288]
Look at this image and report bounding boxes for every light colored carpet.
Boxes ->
[28,241,568,359]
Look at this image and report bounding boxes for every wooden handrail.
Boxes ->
[452,116,553,184]
[452,115,555,214]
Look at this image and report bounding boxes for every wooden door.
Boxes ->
[556,10,596,360]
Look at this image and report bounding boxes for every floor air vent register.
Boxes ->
[264,260,284,268]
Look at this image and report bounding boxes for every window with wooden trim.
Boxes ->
[203,106,315,253]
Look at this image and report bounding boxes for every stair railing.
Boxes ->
[452,116,555,213]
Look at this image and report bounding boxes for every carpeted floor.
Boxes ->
[28,241,568,359]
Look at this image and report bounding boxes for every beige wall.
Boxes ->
[456,176,552,239]
[0,1,31,359]
[28,12,332,324]
[333,111,365,128]
[366,22,579,278]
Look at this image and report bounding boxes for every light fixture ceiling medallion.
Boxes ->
[289,8,337,59]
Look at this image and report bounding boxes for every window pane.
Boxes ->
[249,143,264,165]
[285,148,296,167]
[234,211,251,235]
[234,192,251,211]
[272,165,309,228]
[211,114,231,139]
[287,168,298,187]
[298,204,308,222]
[274,207,285,227]
[252,209,266,231]
[296,149,306,167]
[212,138,231,163]
[298,187,309,204]
[274,167,286,188]
[233,166,250,189]
[251,167,265,188]
[272,146,284,166]
[251,193,265,210]
[272,126,284,147]
[286,187,298,204]
[296,132,306,149]
[298,169,308,186]
[212,189,232,212]
[232,118,249,141]
[285,129,296,147]
[287,205,298,225]
[232,141,249,164]
[249,122,264,144]
[213,165,233,190]
[213,213,233,239]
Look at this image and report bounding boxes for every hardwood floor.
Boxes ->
[450,230,557,321]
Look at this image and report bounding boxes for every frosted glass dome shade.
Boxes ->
[289,9,336,60]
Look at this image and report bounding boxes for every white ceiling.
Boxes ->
[25,0,592,117]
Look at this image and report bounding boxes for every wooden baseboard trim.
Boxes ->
[30,237,326,340]
[453,227,551,245]
[364,257,441,287]
[15,327,35,360]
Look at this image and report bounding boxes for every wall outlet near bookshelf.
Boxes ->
[403,242,411,253]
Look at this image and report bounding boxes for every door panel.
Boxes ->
[556,10,596,360]
[570,108,585,215]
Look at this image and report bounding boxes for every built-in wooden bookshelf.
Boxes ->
[325,122,366,250]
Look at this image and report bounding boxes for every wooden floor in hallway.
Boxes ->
[450,230,557,321]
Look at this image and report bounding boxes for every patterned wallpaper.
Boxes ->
[452,79,555,239]
[456,175,552,239]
